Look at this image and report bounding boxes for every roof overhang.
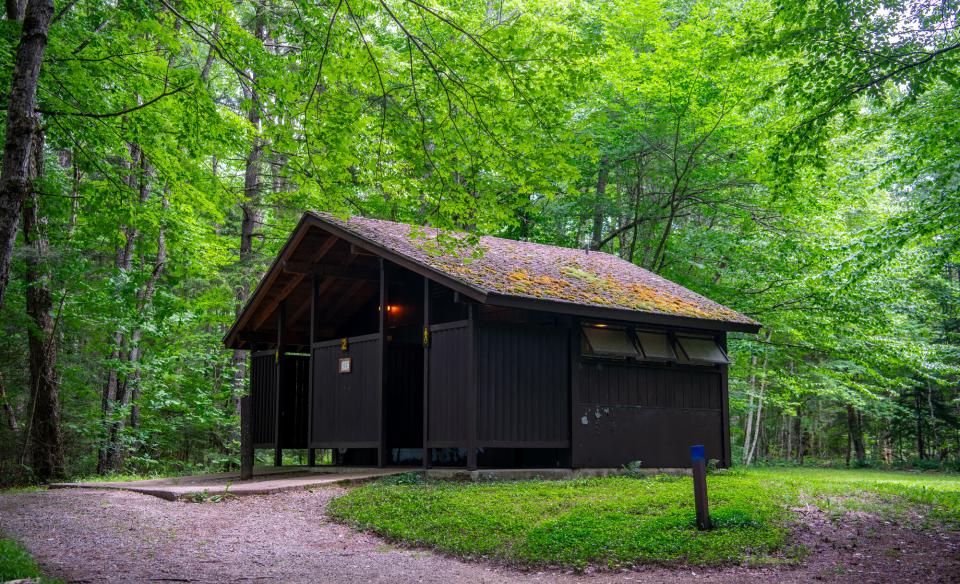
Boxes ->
[224,212,761,349]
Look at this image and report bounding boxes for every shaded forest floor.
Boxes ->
[1,480,959,583]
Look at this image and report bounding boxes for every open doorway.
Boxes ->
[383,268,424,465]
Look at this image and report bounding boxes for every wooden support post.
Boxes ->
[377,258,388,467]
[422,278,430,469]
[691,444,712,530]
[719,334,732,468]
[240,395,253,480]
[466,303,478,470]
[274,301,285,467]
[307,274,317,467]
[569,318,580,469]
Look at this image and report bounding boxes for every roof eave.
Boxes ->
[224,213,492,349]
[223,213,317,349]
[483,291,762,334]
[304,212,490,304]
[225,212,762,349]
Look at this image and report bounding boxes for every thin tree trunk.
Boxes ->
[794,411,803,464]
[6,0,27,19]
[590,157,608,250]
[744,334,769,465]
[232,6,267,419]
[846,404,865,465]
[846,423,852,467]
[746,383,765,465]
[0,0,54,311]
[927,382,939,459]
[129,191,167,429]
[0,372,17,431]
[742,355,757,465]
[915,387,925,459]
[98,142,147,474]
[21,121,64,481]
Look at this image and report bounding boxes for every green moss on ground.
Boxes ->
[0,537,63,583]
[327,467,960,569]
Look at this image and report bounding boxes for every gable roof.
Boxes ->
[322,212,756,328]
[225,213,760,347]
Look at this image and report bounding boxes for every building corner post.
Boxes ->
[274,300,286,467]
[240,394,253,480]
[377,258,388,467]
[466,303,478,470]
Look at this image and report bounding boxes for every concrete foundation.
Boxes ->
[425,467,691,481]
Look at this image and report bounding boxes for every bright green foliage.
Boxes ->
[1,0,959,482]
[328,468,960,568]
[0,538,47,582]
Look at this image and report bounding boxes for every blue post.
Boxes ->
[691,444,711,530]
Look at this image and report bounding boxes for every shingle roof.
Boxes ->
[312,212,758,330]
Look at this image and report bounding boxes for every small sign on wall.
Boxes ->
[338,357,352,374]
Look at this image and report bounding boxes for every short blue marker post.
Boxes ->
[691,445,711,530]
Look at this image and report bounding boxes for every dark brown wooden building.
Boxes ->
[225,212,760,472]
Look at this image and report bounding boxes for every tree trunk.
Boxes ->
[0,0,54,312]
[854,406,863,462]
[742,355,757,465]
[0,373,17,431]
[590,157,608,250]
[128,179,166,432]
[845,423,852,467]
[98,142,148,474]
[21,120,64,482]
[927,382,939,458]
[6,0,26,19]
[232,6,267,420]
[794,411,803,464]
[915,387,925,459]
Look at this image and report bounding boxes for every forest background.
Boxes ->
[1,0,958,482]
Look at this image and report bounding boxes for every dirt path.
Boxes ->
[1,487,958,583]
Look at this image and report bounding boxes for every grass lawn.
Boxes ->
[327,467,960,569]
[0,537,62,583]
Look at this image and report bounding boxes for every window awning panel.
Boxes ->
[676,336,729,365]
[582,326,640,358]
[634,331,676,361]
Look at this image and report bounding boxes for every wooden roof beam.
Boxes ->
[250,234,340,331]
[287,255,359,325]
[281,261,377,281]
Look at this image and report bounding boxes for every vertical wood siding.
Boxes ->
[572,358,726,468]
[278,354,309,448]
[427,321,470,445]
[250,351,276,447]
[385,343,424,449]
[310,334,381,446]
[477,323,569,446]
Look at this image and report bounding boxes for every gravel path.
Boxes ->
[1,487,958,583]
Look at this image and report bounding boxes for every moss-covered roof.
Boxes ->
[313,212,758,330]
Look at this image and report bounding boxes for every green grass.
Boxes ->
[327,467,960,569]
[0,538,62,583]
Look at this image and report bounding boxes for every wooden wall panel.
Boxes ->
[477,323,569,446]
[572,359,725,468]
[278,354,310,449]
[250,351,276,447]
[427,322,470,445]
[310,334,381,447]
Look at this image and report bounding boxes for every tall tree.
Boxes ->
[21,122,64,481]
[0,0,54,311]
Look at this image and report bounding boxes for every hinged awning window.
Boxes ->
[634,331,676,361]
[676,336,729,365]
[582,326,640,358]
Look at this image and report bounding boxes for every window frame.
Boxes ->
[580,324,641,359]
[674,335,730,365]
